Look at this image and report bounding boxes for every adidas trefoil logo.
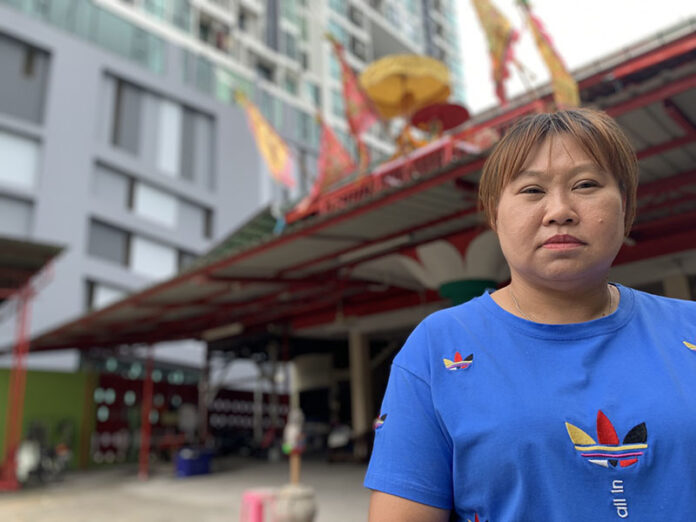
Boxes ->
[443,351,473,370]
[684,340,696,352]
[565,410,648,468]
[373,413,386,430]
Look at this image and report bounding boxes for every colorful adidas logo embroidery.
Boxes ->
[373,413,387,430]
[467,514,486,522]
[565,410,647,468]
[443,351,473,370]
[684,341,696,351]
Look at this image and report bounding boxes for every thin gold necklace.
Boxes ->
[509,285,614,322]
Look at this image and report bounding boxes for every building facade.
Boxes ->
[0,0,466,368]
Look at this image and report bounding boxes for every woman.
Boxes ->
[364,108,696,521]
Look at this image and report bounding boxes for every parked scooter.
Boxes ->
[16,421,74,485]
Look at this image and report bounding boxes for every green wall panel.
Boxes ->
[0,369,96,469]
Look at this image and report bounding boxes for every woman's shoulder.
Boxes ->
[392,295,489,377]
[624,285,696,317]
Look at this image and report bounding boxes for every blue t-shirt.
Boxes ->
[365,284,696,521]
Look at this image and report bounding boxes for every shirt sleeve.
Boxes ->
[364,362,453,509]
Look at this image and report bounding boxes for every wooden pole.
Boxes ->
[138,347,154,481]
[289,453,301,484]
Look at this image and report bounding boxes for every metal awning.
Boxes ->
[28,20,696,352]
[0,236,62,307]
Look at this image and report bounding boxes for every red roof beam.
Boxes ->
[615,228,696,265]
[664,99,696,135]
[610,33,696,82]
[637,133,696,160]
[636,169,696,200]
[606,72,696,117]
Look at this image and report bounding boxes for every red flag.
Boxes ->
[519,0,580,107]
[471,0,519,105]
[312,115,357,199]
[328,34,379,171]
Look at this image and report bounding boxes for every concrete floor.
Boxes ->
[0,457,371,522]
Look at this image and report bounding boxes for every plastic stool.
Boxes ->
[240,488,277,522]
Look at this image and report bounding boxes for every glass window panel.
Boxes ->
[0,130,39,190]
[178,250,198,271]
[88,220,129,266]
[179,109,196,181]
[93,164,130,209]
[94,8,133,60]
[178,199,206,238]
[91,282,127,309]
[156,99,183,177]
[112,81,142,154]
[130,236,177,279]
[0,33,49,124]
[0,195,32,237]
[133,182,178,227]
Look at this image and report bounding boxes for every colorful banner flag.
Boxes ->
[294,115,357,214]
[471,0,519,105]
[327,34,379,172]
[518,0,580,108]
[237,93,296,188]
[314,115,357,197]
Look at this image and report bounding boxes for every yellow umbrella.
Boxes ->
[359,54,451,119]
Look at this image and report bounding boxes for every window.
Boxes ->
[329,0,347,15]
[86,280,128,310]
[304,82,321,107]
[157,99,183,176]
[329,54,341,80]
[112,81,142,155]
[256,61,274,82]
[179,199,212,239]
[299,18,309,41]
[328,20,348,46]
[88,220,129,266]
[350,37,366,61]
[0,130,40,190]
[0,33,49,124]
[281,31,297,61]
[130,236,178,279]
[284,76,298,95]
[348,5,364,27]
[179,108,214,186]
[110,77,216,188]
[178,250,198,271]
[332,90,345,118]
[92,164,131,210]
[133,183,178,227]
[0,195,33,237]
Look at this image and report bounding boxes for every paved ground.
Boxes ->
[0,457,371,521]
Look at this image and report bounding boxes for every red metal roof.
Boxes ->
[28,21,696,352]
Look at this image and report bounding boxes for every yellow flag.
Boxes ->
[471,0,519,105]
[238,93,296,188]
[519,1,580,107]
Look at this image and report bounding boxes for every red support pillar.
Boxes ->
[0,286,32,491]
[138,346,154,481]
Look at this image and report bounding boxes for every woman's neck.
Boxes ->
[493,280,618,324]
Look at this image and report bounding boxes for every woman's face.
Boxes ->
[493,134,626,290]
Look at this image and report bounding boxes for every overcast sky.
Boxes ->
[458,0,696,114]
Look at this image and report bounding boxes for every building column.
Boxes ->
[663,273,692,300]
[349,330,373,460]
